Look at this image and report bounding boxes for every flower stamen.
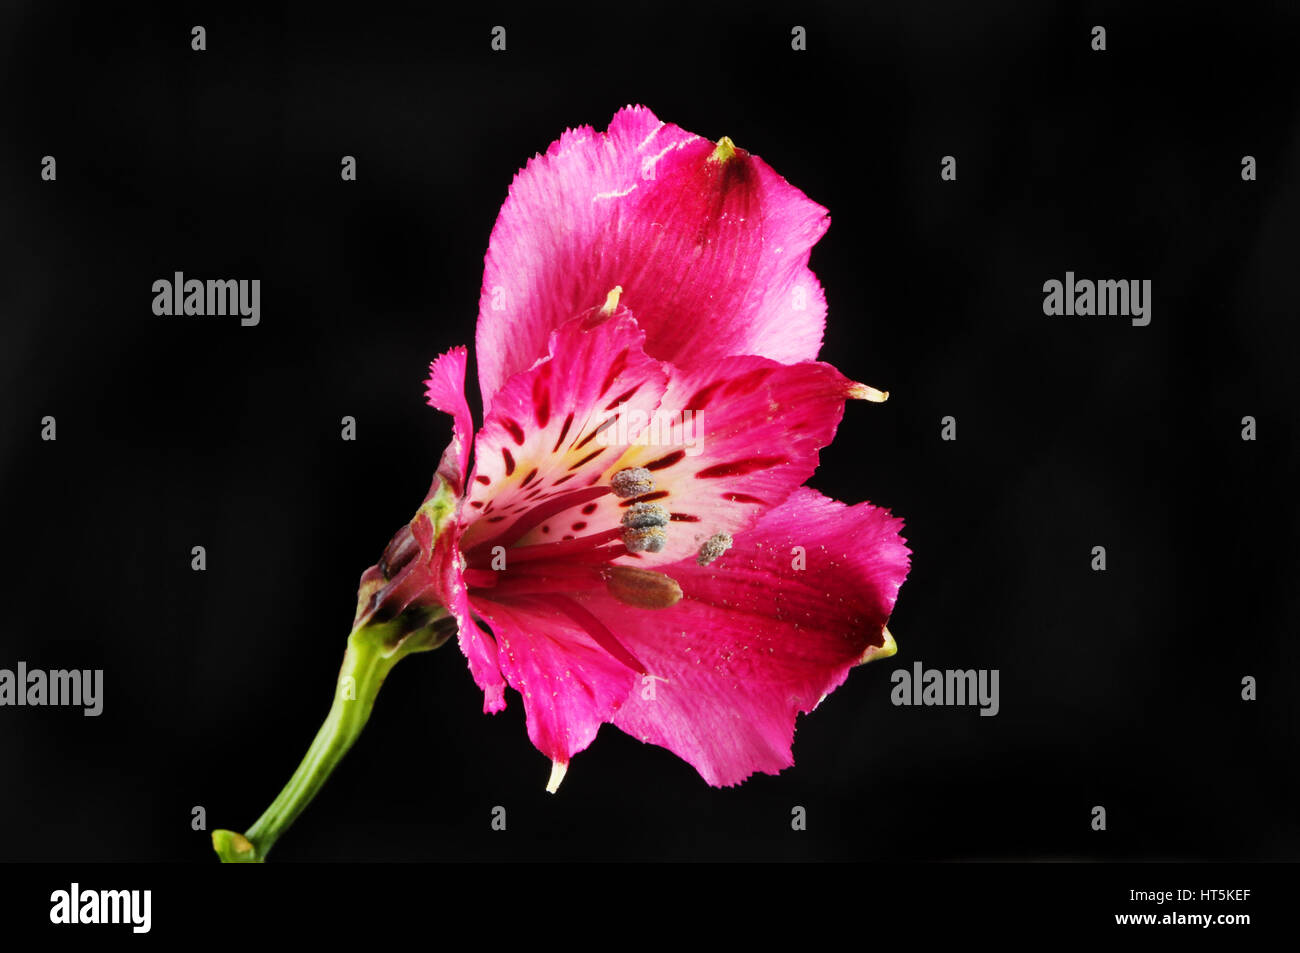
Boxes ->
[623,526,667,553]
[604,566,683,609]
[611,467,654,498]
[621,501,670,529]
[619,500,670,553]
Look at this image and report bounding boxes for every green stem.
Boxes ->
[212,613,448,863]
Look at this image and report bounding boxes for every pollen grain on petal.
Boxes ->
[696,531,734,566]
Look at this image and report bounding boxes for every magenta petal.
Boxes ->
[415,346,508,710]
[470,593,638,765]
[445,310,670,718]
[424,346,475,495]
[511,355,863,567]
[459,310,669,554]
[475,105,830,405]
[396,492,506,715]
[574,488,911,786]
[432,523,508,716]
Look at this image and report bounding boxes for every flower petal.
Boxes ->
[459,311,669,554]
[511,356,866,567]
[476,105,830,405]
[424,346,474,495]
[470,593,637,766]
[414,498,508,715]
[572,488,911,786]
[413,346,508,710]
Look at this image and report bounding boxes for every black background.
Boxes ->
[1,0,1296,863]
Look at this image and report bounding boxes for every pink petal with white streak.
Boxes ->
[512,355,865,567]
[459,311,668,554]
[476,105,830,406]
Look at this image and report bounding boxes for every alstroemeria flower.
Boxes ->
[352,106,910,789]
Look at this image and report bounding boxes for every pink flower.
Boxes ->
[354,106,910,789]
